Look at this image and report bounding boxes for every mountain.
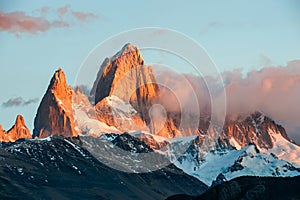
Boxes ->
[167,176,300,200]
[0,115,31,142]
[220,112,300,165]
[0,135,207,199]
[33,68,78,138]
[174,143,300,186]
[171,112,300,186]
[220,112,290,149]
[91,43,158,107]
[91,43,178,137]
[73,44,300,183]
[1,43,300,199]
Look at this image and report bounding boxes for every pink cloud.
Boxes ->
[0,5,99,35]
[0,11,51,33]
[155,60,300,142]
[39,6,50,14]
[58,4,70,15]
[72,11,97,21]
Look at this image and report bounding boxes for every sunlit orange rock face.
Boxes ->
[91,43,179,137]
[92,43,159,120]
[0,115,31,142]
[33,68,78,138]
[220,112,291,149]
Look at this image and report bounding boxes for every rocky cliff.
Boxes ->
[33,68,78,138]
[0,115,31,142]
[220,111,291,149]
[91,43,178,136]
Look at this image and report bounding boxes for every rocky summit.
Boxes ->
[91,43,178,137]
[0,115,31,142]
[33,68,78,138]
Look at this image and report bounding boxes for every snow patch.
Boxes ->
[261,128,300,166]
[175,145,300,186]
[229,138,242,150]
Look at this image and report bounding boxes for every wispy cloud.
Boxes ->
[58,4,70,16]
[0,11,52,34]
[0,5,99,35]
[2,97,38,107]
[34,6,50,15]
[72,11,97,21]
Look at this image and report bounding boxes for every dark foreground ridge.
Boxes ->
[166,176,300,200]
[0,135,207,200]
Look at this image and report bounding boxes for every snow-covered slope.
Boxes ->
[72,88,120,136]
[263,128,300,166]
[227,125,300,167]
[174,144,300,186]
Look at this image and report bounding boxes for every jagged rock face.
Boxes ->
[33,68,78,138]
[92,44,157,102]
[91,43,178,136]
[92,43,159,122]
[220,112,290,149]
[137,132,169,150]
[0,124,8,142]
[0,115,31,142]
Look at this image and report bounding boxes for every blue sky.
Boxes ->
[0,0,300,133]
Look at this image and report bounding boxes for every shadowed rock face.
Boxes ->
[33,68,78,138]
[0,136,208,199]
[0,115,31,142]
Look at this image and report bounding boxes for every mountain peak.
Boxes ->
[92,43,152,104]
[90,43,178,136]
[222,111,290,149]
[121,43,138,52]
[0,114,32,142]
[47,68,68,95]
[33,68,77,138]
[15,114,25,127]
[114,43,144,64]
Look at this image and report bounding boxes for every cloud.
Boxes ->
[222,60,300,118]
[72,11,97,21]
[2,97,38,107]
[155,70,210,114]
[155,60,300,142]
[219,60,300,141]
[58,4,70,16]
[0,5,99,35]
[33,6,50,15]
[0,11,52,33]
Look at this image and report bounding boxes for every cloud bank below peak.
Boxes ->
[155,60,300,142]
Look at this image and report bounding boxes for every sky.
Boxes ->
[0,1,300,141]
